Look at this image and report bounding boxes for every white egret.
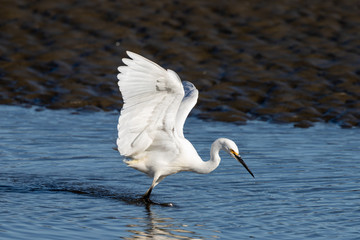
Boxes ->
[116,51,254,201]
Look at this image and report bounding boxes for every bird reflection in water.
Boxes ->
[123,204,212,240]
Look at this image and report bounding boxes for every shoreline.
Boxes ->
[1,0,359,128]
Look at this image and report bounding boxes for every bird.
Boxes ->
[116,51,254,202]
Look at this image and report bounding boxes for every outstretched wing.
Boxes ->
[117,51,184,157]
[175,81,198,138]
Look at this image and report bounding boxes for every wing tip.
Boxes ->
[126,51,139,60]
[117,73,122,80]
[120,51,137,67]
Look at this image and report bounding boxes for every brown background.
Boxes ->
[1,0,359,128]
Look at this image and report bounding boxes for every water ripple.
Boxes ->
[0,106,359,239]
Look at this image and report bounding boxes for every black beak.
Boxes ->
[234,154,255,178]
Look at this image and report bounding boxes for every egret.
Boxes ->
[116,51,254,201]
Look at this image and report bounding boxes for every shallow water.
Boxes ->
[0,105,359,239]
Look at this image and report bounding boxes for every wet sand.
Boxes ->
[1,0,359,128]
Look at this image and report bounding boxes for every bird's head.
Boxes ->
[220,138,255,178]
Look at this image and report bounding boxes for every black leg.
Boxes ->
[142,186,153,201]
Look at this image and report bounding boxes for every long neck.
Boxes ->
[195,139,222,174]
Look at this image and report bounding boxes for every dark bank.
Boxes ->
[1,0,359,128]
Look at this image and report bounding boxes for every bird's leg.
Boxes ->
[142,175,165,202]
[141,176,173,207]
[141,177,157,202]
[142,185,153,200]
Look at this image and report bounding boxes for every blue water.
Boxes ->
[0,105,359,239]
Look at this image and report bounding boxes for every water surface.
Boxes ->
[0,106,359,239]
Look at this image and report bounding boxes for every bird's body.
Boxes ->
[117,51,254,200]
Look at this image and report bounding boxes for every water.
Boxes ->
[0,105,359,239]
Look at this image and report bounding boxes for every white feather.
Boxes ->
[117,51,186,157]
[116,51,254,200]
